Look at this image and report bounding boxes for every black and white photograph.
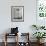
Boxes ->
[11,6,24,22]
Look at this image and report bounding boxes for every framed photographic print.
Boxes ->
[36,0,46,26]
[37,0,46,18]
[11,6,24,22]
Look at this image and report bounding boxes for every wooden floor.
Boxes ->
[0,42,46,46]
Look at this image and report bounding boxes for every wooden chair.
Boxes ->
[4,33,18,46]
[18,33,30,46]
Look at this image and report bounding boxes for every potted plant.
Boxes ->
[33,32,46,43]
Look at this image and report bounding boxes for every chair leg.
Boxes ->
[4,41,7,46]
[4,33,7,46]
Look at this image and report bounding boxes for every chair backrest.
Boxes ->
[18,33,29,42]
[11,27,18,34]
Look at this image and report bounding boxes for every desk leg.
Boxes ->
[5,41,7,46]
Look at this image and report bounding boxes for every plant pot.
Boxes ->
[40,38,45,43]
[37,39,45,44]
[37,39,40,43]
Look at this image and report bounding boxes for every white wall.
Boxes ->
[0,0,36,42]
[0,0,36,34]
